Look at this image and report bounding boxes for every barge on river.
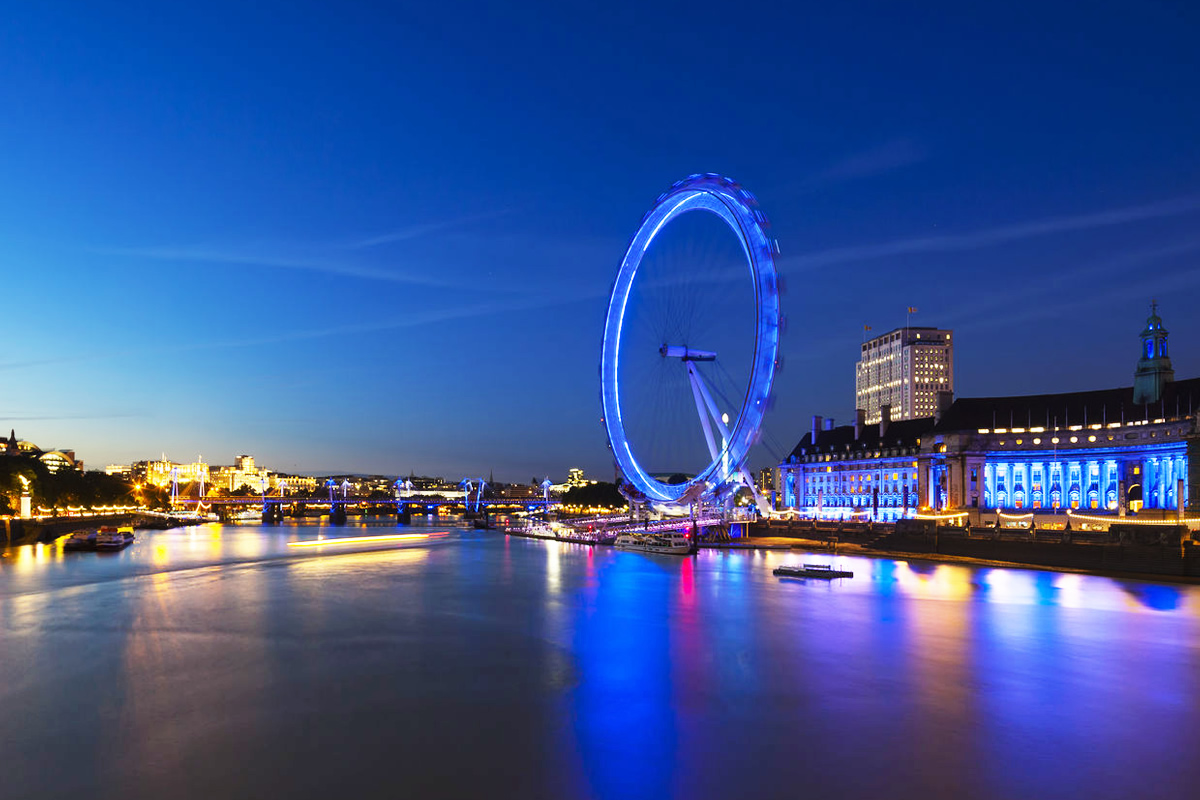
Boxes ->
[773,563,854,579]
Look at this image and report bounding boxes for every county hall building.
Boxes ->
[779,306,1197,525]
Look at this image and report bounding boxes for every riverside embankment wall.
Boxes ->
[752,519,1200,579]
[2,513,178,547]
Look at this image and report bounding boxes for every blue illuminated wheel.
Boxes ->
[600,174,781,506]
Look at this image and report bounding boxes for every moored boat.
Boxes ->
[614,532,694,555]
[773,563,853,579]
[95,525,135,551]
[62,529,98,551]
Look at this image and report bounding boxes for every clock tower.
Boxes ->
[1132,301,1174,406]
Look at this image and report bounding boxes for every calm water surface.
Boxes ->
[2,520,1199,799]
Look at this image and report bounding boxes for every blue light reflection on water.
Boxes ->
[2,525,1200,800]
[569,550,680,798]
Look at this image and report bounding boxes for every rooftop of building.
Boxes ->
[789,375,1200,459]
[868,326,947,335]
[790,416,935,457]
[860,326,954,352]
[932,375,1200,433]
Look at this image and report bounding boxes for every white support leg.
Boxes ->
[687,361,721,464]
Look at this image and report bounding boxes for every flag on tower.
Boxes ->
[907,306,918,314]
[864,324,871,332]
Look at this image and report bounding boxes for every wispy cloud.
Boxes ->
[635,195,1200,294]
[91,209,516,288]
[195,288,604,349]
[785,194,1200,270]
[937,238,1200,330]
[952,243,1200,332]
[345,209,513,249]
[811,139,928,185]
[0,286,605,373]
[93,245,465,289]
[0,355,84,371]
[0,412,147,421]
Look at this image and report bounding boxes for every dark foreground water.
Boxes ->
[2,521,1199,800]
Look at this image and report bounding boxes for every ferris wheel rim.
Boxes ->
[600,174,781,505]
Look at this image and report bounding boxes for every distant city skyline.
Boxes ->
[2,2,1199,481]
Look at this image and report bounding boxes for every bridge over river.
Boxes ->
[172,494,557,522]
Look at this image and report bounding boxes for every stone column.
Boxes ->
[1163,457,1174,509]
[1118,459,1127,516]
[1145,458,1157,508]
[1105,460,1117,510]
[1186,432,1200,514]
[1178,455,1189,511]
[1155,458,1166,509]
[947,457,963,510]
[1086,460,1098,509]
[1024,460,1033,507]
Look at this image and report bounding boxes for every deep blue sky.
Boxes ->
[2,1,1198,480]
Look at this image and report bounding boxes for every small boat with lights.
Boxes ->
[95,525,135,551]
[614,532,694,555]
[62,529,98,551]
[773,563,853,579]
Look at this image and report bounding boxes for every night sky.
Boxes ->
[2,1,1198,481]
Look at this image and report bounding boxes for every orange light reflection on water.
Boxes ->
[286,532,448,548]
[891,561,975,601]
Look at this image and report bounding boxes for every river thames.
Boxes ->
[2,520,1199,799]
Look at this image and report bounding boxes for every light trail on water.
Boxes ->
[286,531,449,548]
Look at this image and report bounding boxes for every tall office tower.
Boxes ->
[855,327,954,423]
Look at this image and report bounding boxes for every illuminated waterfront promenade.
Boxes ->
[3,522,1200,799]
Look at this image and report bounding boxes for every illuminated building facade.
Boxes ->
[757,466,776,494]
[39,451,81,473]
[551,469,596,494]
[210,461,270,492]
[138,458,209,488]
[782,306,1198,522]
[855,327,953,424]
[498,483,540,500]
[780,414,926,522]
[1,429,82,472]
[927,406,1193,515]
[275,473,318,493]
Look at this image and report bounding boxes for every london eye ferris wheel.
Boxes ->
[600,174,782,510]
